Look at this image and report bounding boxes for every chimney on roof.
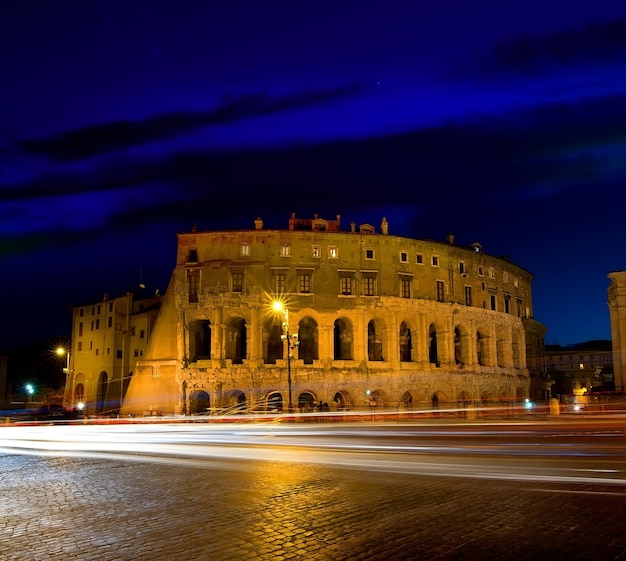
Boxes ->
[254,217,263,230]
[350,221,356,233]
[447,233,455,245]
[381,217,389,235]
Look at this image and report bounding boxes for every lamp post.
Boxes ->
[272,301,298,412]
[56,346,70,376]
[56,345,71,409]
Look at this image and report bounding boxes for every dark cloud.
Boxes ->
[463,19,626,77]
[18,84,367,161]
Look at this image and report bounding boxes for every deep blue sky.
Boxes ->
[2,0,626,352]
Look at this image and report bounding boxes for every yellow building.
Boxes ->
[63,291,162,415]
[119,214,545,416]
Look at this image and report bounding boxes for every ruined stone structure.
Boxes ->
[608,271,626,392]
[121,214,544,416]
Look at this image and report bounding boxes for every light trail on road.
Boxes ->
[1,421,625,493]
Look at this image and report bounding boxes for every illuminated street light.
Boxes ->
[25,383,35,403]
[272,300,298,412]
[56,346,71,375]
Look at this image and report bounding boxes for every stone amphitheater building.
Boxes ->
[121,214,546,416]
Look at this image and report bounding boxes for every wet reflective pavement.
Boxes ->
[1,420,626,560]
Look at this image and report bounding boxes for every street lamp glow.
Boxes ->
[270,298,297,412]
[56,347,66,356]
[26,384,34,395]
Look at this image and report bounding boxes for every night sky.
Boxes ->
[3,0,626,356]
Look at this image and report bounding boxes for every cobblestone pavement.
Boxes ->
[1,445,626,561]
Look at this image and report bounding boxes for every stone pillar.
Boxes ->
[249,307,259,360]
[418,314,428,365]
[489,325,498,368]
[466,319,477,368]
[608,272,626,392]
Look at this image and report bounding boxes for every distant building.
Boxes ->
[118,214,545,416]
[63,291,162,415]
[608,271,626,392]
[541,340,613,398]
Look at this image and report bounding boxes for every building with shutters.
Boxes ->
[118,214,545,416]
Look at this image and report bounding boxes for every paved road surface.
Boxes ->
[1,419,625,561]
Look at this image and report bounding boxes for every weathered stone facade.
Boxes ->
[121,215,542,416]
[608,271,626,392]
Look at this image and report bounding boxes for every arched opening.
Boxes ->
[368,389,385,407]
[298,392,315,411]
[267,392,283,412]
[333,318,353,360]
[333,391,352,411]
[264,320,283,364]
[190,390,210,414]
[454,326,464,366]
[368,319,384,361]
[188,320,211,362]
[75,382,84,403]
[399,321,412,362]
[298,316,318,364]
[96,371,108,414]
[429,324,439,367]
[226,317,247,364]
[401,390,413,409]
[477,330,488,366]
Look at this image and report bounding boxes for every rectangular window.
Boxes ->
[95,318,100,330]
[311,245,321,258]
[140,330,145,339]
[95,348,99,356]
[464,286,472,306]
[240,243,250,256]
[432,255,440,267]
[400,251,408,263]
[401,277,411,298]
[516,298,522,317]
[299,273,311,293]
[478,266,484,276]
[79,308,84,317]
[365,248,375,260]
[77,342,83,351]
[231,271,244,292]
[134,349,139,357]
[280,243,291,257]
[275,273,286,293]
[78,322,83,337]
[489,267,495,279]
[97,304,101,314]
[328,246,338,259]
[187,249,198,263]
[116,349,123,359]
[504,295,510,314]
[436,280,445,302]
[340,276,353,295]
[108,316,112,328]
[416,253,423,264]
[490,294,497,310]
[188,269,200,303]
[503,271,509,283]
[109,302,113,312]
[363,274,377,296]
[459,261,466,274]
